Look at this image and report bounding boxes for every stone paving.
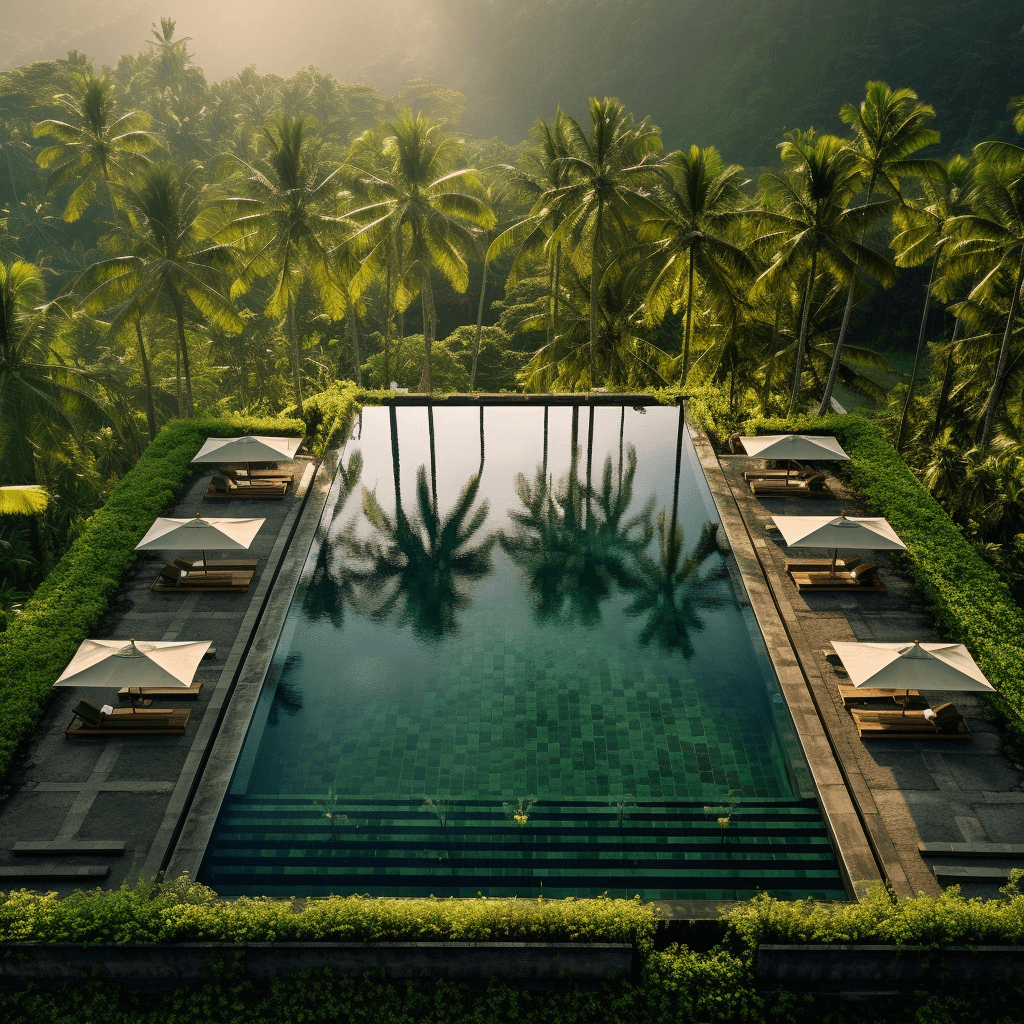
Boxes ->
[717,453,1024,898]
[0,455,316,895]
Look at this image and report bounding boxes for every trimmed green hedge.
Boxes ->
[0,416,304,777]
[724,411,1024,745]
[294,382,381,456]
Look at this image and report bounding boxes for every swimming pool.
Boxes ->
[200,403,846,899]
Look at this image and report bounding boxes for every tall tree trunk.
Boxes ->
[895,250,941,451]
[588,208,603,388]
[286,297,304,416]
[347,302,362,386]
[174,344,183,417]
[383,260,392,387]
[762,298,783,410]
[980,254,1024,447]
[545,248,556,349]
[789,250,818,417]
[818,175,878,415]
[134,318,157,441]
[930,318,963,442]
[551,243,562,359]
[418,269,436,393]
[681,248,695,385]
[168,285,194,417]
[471,256,488,390]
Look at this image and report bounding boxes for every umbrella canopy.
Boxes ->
[829,640,995,693]
[192,435,300,466]
[739,434,850,462]
[54,638,212,689]
[773,511,905,575]
[135,514,264,554]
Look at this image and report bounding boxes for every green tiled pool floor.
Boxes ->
[204,795,846,899]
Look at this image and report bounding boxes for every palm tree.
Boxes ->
[818,82,941,415]
[33,72,157,222]
[0,260,106,483]
[754,130,895,415]
[343,110,495,393]
[944,149,1024,447]
[79,161,242,417]
[541,98,663,385]
[222,115,346,414]
[892,155,972,450]
[640,145,755,384]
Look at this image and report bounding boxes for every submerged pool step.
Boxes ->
[202,795,844,898]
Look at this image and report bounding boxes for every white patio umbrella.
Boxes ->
[773,511,906,575]
[830,640,995,713]
[739,434,849,478]
[54,638,212,711]
[135,513,264,568]
[192,436,300,476]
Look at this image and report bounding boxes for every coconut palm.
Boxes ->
[540,98,663,385]
[222,115,346,414]
[892,154,973,450]
[78,161,242,417]
[343,111,494,392]
[818,82,941,415]
[754,130,895,415]
[640,145,755,384]
[0,260,107,484]
[33,72,157,222]
[944,150,1024,447]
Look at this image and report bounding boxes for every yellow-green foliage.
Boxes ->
[0,416,302,777]
[0,875,658,949]
[726,881,1024,948]
[297,382,381,456]
[739,412,1024,743]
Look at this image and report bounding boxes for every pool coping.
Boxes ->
[686,413,890,898]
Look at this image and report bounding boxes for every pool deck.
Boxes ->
[0,400,1021,904]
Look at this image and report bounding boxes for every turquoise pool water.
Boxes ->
[200,404,846,899]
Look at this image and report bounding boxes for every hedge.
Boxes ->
[293,382,382,457]
[711,410,1024,746]
[0,415,304,778]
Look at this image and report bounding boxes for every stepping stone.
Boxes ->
[0,865,109,879]
[13,841,125,857]
[919,842,1024,858]
[932,865,1020,883]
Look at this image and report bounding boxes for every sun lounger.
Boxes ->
[790,562,886,593]
[219,466,292,482]
[850,702,970,739]
[152,565,253,592]
[170,557,258,573]
[785,556,863,573]
[204,474,288,500]
[65,699,190,736]
[117,680,204,703]
[749,473,832,498]
[743,463,816,482]
[838,685,925,709]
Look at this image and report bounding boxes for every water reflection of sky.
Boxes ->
[235,404,798,805]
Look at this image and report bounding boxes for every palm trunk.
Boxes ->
[347,301,362,386]
[589,208,603,388]
[168,285,194,417]
[134,318,157,440]
[818,175,878,415]
[286,297,304,416]
[930,318,963,442]
[419,269,436,393]
[980,254,1024,448]
[470,257,488,390]
[383,260,392,387]
[762,298,783,410]
[789,250,818,417]
[545,249,556,349]
[551,243,562,356]
[681,248,695,385]
[895,250,941,451]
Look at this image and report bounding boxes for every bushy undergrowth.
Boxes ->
[296,382,380,456]
[718,411,1024,745]
[0,416,303,777]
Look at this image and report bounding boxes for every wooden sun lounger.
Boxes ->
[743,463,816,482]
[219,466,292,482]
[65,700,190,736]
[839,685,925,709]
[170,557,258,573]
[749,473,832,498]
[118,680,204,703]
[204,474,288,500]
[850,702,970,740]
[152,566,253,592]
[790,562,886,593]
[785,556,863,573]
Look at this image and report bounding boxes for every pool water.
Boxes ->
[200,404,846,900]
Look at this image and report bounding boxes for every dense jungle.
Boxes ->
[3,9,1024,625]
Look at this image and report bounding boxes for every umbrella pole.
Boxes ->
[830,548,838,577]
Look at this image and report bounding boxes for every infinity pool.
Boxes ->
[200,403,845,899]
